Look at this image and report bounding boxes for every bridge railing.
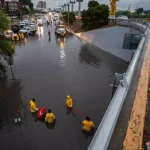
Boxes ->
[119,21,149,33]
[87,22,149,150]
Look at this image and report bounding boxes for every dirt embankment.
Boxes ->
[66,20,118,33]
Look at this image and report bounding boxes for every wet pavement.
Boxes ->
[0,16,128,150]
[81,26,142,61]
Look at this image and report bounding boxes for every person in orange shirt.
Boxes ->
[66,95,73,110]
[82,117,95,132]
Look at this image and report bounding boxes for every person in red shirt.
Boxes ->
[48,30,50,36]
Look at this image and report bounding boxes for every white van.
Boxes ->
[19,24,38,35]
[53,14,60,21]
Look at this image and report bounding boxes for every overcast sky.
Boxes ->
[33,0,150,10]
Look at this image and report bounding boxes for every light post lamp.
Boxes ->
[76,0,83,16]
[67,3,70,27]
[64,3,67,12]
[70,0,75,12]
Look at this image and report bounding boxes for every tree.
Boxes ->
[136,8,144,14]
[63,12,76,24]
[19,0,33,11]
[82,1,109,30]
[29,2,33,10]
[0,10,15,57]
[88,0,99,8]
[19,0,31,5]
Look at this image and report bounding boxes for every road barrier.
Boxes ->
[87,22,149,150]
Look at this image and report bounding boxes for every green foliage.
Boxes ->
[136,8,144,14]
[20,6,30,14]
[81,1,109,30]
[144,10,150,14]
[29,2,33,10]
[0,10,15,57]
[19,0,31,5]
[116,10,130,17]
[88,0,99,8]
[0,38,15,57]
[0,10,10,30]
[116,10,150,18]
[19,0,33,11]
[63,12,76,24]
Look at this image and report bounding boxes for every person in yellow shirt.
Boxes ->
[45,109,55,123]
[66,95,73,110]
[29,98,38,112]
[82,117,95,132]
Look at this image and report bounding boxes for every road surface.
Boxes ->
[0,15,128,150]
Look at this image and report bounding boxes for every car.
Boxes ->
[4,30,14,38]
[116,15,128,21]
[37,19,43,26]
[53,14,60,21]
[22,20,29,24]
[11,16,17,19]
[55,25,67,37]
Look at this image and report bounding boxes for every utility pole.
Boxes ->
[67,3,70,27]
[70,0,75,12]
[128,4,131,11]
[64,4,67,12]
[76,0,83,16]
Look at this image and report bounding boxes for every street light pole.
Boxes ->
[78,1,81,16]
[67,3,70,27]
[70,0,75,12]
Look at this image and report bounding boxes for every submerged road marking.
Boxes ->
[123,31,150,150]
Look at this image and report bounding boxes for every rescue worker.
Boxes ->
[21,33,25,39]
[11,34,14,41]
[29,98,38,112]
[18,32,21,39]
[16,34,19,41]
[45,109,55,123]
[82,117,95,132]
[66,95,73,110]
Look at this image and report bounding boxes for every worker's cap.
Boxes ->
[66,95,71,99]
[32,98,36,101]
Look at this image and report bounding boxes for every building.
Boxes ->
[37,1,46,9]
[4,1,21,12]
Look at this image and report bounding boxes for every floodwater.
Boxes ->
[0,21,128,150]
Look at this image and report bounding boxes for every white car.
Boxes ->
[37,19,43,26]
[4,30,14,38]
[4,30,17,39]
[19,25,38,35]
[53,14,60,21]
[23,20,29,24]
[116,15,128,21]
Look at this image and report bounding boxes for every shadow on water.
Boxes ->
[46,120,56,129]
[79,43,101,68]
[82,128,95,139]
[0,69,28,135]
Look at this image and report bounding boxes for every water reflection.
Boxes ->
[0,73,27,134]
[79,43,101,68]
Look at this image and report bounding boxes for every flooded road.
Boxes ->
[0,21,128,150]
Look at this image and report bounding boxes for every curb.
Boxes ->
[123,29,150,150]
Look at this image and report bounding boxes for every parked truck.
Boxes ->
[19,24,38,35]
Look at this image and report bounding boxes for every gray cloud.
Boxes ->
[33,0,150,10]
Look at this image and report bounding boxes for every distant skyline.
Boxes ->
[32,0,150,10]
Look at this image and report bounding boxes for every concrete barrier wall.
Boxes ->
[87,22,149,150]
[119,21,148,33]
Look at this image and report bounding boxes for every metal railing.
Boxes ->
[87,22,149,150]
